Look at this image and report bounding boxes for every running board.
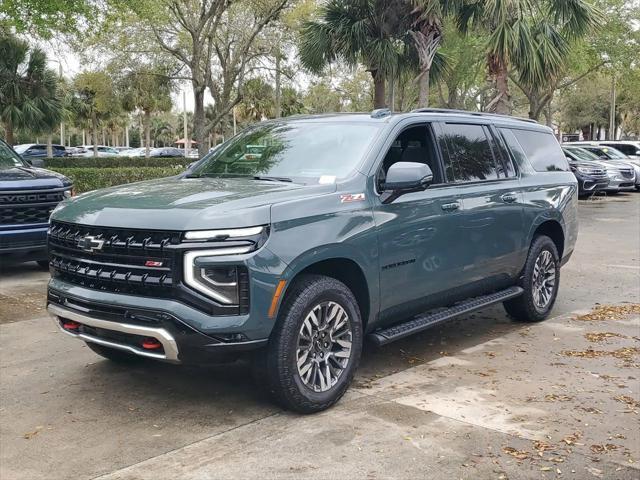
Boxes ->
[368,286,524,346]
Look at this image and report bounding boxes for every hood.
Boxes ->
[52,175,337,231]
[569,160,603,170]
[0,166,71,190]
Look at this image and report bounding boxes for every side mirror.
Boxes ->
[381,162,433,204]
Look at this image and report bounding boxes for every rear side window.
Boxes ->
[511,129,569,172]
[603,143,635,156]
[439,123,499,182]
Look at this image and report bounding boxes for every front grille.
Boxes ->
[0,189,65,225]
[49,220,252,315]
[49,221,179,296]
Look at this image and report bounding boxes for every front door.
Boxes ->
[373,123,467,322]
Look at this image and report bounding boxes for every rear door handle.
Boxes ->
[441,202,460,212]
[500,193,518,203]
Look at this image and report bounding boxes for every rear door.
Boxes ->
[434,122,526,286]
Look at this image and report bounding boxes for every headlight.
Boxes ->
[183,249,250,304]
[184,226,264,241]
[63,187,75,198]
[576,167,598,175]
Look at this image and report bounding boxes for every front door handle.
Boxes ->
[441,202,460,212]
[500,193,518,203]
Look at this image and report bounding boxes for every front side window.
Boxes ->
[602,143,635,156]
[191,122,381,183]
[512,129,569,172]
[439,123,499,182]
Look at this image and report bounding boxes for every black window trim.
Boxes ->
[435,121,517,186]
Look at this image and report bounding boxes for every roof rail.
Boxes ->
[410,108,538,124]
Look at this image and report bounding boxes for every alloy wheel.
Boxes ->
[296,301,352,392]
[532,250,556,310]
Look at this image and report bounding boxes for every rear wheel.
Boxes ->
[504,235,560,322]
[264,274,363,413]
[85,342,144,364]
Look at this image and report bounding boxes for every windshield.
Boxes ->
[13,144,30,154]
[567,147,600,162]
[599,147,626,159]
[0,142,27,169]
[190,121,381,183]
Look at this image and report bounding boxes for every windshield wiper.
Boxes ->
[252,175,293,183]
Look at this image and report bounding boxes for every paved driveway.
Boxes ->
[1,193,638,479]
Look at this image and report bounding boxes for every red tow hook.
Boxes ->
[141,338,162,350]
[62,320,81,331]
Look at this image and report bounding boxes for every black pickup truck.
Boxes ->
[0,139,72,266]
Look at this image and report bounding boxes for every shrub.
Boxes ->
[51,166,184,193]
[43,156,195,169]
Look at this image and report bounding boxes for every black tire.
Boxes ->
[504,235,560,322]
[264,274,363,413]
[36,260,50,269]
[85,342,144,364]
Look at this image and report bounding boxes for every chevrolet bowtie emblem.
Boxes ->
[77,235,105,253]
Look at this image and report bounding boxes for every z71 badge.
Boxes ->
[340,193,366,203]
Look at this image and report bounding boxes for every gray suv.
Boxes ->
[47,109,578,412]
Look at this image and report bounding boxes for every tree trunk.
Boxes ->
[274,52,282,118]
[144,110,151,158]
[418,68,431,108]
[47,133,53,158]
[92,114,98,157]
[4,120,14,146]
[193,85,207,157]
[371,70,386,109]
[387,73,395,112]
[487,54,511,115]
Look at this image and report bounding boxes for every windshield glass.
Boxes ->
[0,142,26,169]
[567,147,600,162]
[600,147,626,159]
[13,144,30,154]
[190,122,381,183]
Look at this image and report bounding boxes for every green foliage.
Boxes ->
[0,33,62,144]
[50,166,184,193]
[43,156,193,169]
[0,0,93,38]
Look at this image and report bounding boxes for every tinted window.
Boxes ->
[378,124,442,190]
[488,129,517,178]
[512,130,568,172]
[602,143,635,155]
[440,123,499,182]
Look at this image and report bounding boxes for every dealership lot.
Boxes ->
[1,193,639,480]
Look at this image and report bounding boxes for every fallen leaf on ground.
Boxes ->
[545,393,574,402]
[585,332,627,342]
[502,446,529,460]
[23,429,40,440]
[613,395,640,408]
[561,432,582,445]
[575,304,640,321]
[590,444,618,454]
[561,347,639,362]
[533,440,554,452]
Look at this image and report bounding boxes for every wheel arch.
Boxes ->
[531,219,565,258]
[276,248,376,331]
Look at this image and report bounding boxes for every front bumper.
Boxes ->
[0,224,48,262]
[47,286,268,364]
[605,176,636,192]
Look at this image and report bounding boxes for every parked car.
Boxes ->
[592,141,639,159]
[562,144,636,194]
[148,147,185,157]
[562,147,609,198]
[47,109,577,413]
[72,145,120,157]
[0,139,72,267]
[14,144,68,165]
[564,144,638,191]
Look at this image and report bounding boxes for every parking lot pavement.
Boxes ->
[1,193,639,480]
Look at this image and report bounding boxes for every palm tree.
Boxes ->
[0,34,62,146]
[457,0,600,115]
[409,0,462,107]
[120,67,173,157]
[299,0,410,109]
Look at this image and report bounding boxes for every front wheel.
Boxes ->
[504,235,560,322]
[265,274,363,413]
